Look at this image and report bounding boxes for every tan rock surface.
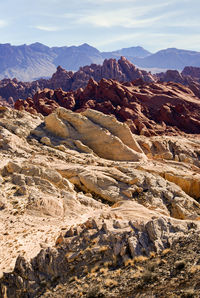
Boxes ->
[45,107,146,161]
[0,107,200,296]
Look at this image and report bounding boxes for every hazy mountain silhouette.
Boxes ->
[0,43,200,81]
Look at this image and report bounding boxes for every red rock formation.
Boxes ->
[70,57,155,90]
[157,69,200,98]
[0,96,14,108]
[48,66,73,90]
[15,78,200,136]
[182,66,200,80]
[0,57,155,107]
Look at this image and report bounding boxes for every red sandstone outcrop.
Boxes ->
[46,57,155,91]
[3,57,200,118]
[15,78,200,136]
[0,57,155,106]
[182,66,200,79]
[158,70,187,84]
[157,69,200,98]
[0,78,40,106]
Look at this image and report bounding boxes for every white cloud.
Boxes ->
[79,13,160,28]
[0,20,8,28]
[75,5,177,29]
[34,25,60,32]
[167,20,200,28]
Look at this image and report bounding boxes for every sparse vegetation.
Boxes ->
[39,233,200,298]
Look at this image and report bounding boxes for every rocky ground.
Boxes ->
[0,106,200,297]
[41,232,200,298]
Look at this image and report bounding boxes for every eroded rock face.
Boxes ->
[2,56,200,112]
[0,78,41,105]
[45,108,146,161]
[1,216,199,298]
[15,77,200,136]
[182,66,200,80]
[0,107,200,297]
[157,68,200,98]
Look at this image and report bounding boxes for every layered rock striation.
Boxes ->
[182,66,200,80]
[44,107,146,161]
[1,56,200,111]
[15,77,200,136]
[0,107,200,296]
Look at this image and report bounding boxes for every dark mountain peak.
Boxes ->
[30,42,44,46]
[29,42,51,53]
[115,46,151,57]
[79,43,100,53]
[157,48,199,55]
[120,55,127,61]
[80,43,92,48]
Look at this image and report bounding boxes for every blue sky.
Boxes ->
[0,0,199,52]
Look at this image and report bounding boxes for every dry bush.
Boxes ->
[189,265,200,274]
[162,248,172,255]
[134,255,148,263]
[124,258,134,267]
[99,267,109,275]
[104,278,118,287]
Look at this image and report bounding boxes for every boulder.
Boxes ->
[45,107,146,161]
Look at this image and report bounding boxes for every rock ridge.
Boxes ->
[15,77,200,136]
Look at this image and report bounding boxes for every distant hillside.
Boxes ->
[52,43,103,72]
[101,46,151,60]
[0,43,150,81]
[0,43,200,81]
[0,43,56,81]
[132,48,200,70]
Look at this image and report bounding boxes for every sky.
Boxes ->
[0,0,199,53]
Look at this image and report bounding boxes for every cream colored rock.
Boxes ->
[74,140,93,154]
[111,200,162,223]
[83,109,144,154]
[41,136,51,146]
[62,178,75,192]
[45,112,69,138]
[164,172,200,200]
[45,107,146,161]
[79,170,123,203]
[138,160,200,201]
[0,107,200,280]
[137,135,200,166]
[0,127,30,154]
[28,194,64,217]
[53,163,200,220]
[41,168,62,185]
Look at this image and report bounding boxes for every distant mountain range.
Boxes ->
[0,42,200,81]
